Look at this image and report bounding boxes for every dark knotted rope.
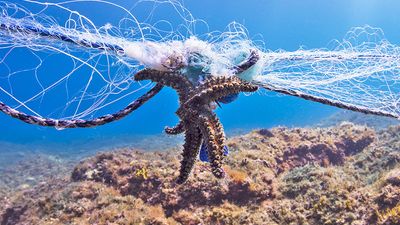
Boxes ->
[255,81,399,119]
[234,49,260,74]
[0,83,163,128]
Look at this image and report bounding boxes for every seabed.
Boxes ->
[1,111,400,225]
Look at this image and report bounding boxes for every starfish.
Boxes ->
[134,69,258,183]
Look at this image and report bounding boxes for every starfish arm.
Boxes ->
[201,76,255,90]
[134,69,193,103]
[176,126,203,184]
[199,115,225,179]
[165,120,185,135]
[209,113,225,152]
[186,76,258,106]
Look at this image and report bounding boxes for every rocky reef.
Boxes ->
[316,110,400,130]
[2,122,400,224]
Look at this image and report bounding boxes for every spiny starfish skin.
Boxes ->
[164,120,185,135]
[135,69,258,183]
[135,70,193,103]
[179,125,202,183]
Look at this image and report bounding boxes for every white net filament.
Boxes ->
[0,0,197,121]
[253,26,400,118]
[0,0,400,126]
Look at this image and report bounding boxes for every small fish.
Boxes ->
[199,143,229,162]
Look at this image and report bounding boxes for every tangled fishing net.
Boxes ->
[0,0,399,128]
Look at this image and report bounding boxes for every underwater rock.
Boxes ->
[374,176,400,224]
[384,168,400,186]
[257,128,274,137]
[317,110,400,130]
[0,152,74,217]
[2,123,400,225]
[228,122,375,174]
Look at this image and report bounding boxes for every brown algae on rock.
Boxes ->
[2,123,400,224]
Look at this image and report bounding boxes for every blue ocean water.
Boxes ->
[1,0,400,153]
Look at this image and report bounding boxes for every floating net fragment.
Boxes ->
[0,0,399,129]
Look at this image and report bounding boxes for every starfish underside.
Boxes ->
[135,69,258,183]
